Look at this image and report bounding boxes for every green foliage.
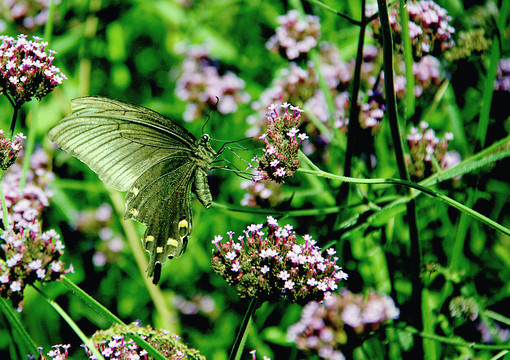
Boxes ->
[1,0,510,359]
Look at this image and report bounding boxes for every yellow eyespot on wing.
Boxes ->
[178,219,188,229]
[130,208,139,216]
[156,246,164,254]
[146,235,155,242]
[167,238,178,247]
[130,187,139,196]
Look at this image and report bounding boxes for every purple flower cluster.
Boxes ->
[74,203,124,267]
[0,225,73,311]
[30,322,205,359]
[211,216,348,305]
[1,147,54,229]
[247,43,385,152]
[1,0,60,31]
[368,0,455,58]
[405,121,461,179]
[0,129,26,170]
[240,179,282,208]
[495,58,510,92]
[266,10,321,60]
[395,55,444,99]
[173,293,216,316]
[0,34,67,107]
[287,290,399,360]
[251,103,308,183]
[85,322,205,360]
[175,44,250,121]
[28,344,71,360]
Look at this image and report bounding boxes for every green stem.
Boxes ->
[404,326,510,350]
[0,170,10,230]
[34,286,104,360]
[343,0,366,179]
[59,276,168,360]
[304,0,362,25]
[229,297,260,360]
[0,298,38,356]
[19,101,38,191]
[297,167,510,237]
[376,1,422,354]
[9,105,19,139]
[399,0,415,119]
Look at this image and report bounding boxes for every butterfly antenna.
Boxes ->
[202,114,211,135]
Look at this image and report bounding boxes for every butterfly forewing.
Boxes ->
[48,96,216,284]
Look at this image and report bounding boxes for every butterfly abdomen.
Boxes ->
[193,168,213,209]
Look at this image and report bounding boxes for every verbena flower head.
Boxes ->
[0,0,60,31]
[84,321,205,360]
[266,9,321,60]
[0,34,67,107]
[287,290,399,359]
[0,224,73,311]
[1,147,54,229]
[211,216,348,305]
[175,44,250,121]
[0,130,25,170]
[368,0,455,59]
[495,58,510,92]
[405,121,460,179]
[251,103,308,183]
[240,179,283,208]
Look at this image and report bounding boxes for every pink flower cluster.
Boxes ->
[0,34,67,107]
[175,44,250,121]
[0,225,73,311]
[369,0,455,58]
[211,216,348,305]
[266,10,321,60]
[1,147,54,230]
[288,290,399,360]
[251,103,308,183]
[0,129,26,170]
[406,121,461,179]
[495,58,510,92]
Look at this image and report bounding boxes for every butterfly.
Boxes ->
[48,96,217,284]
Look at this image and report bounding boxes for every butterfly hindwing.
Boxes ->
[48,96,217,284]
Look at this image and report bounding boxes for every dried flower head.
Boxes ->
[266,10,321,60]
[405,121,460,179]
[0,34,67,108]
[175,44,250,121]
[287,290,399,359]
[85,322,205,360]
[449,296,479,322]
[251,103,308,183]
[0,130,25,170]
[0,224,73,311]
[211,216,347,305]
[368,0,455,59]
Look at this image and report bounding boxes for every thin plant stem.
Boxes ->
[59,276,168,360]
[34,285,105,360]
[9,105,19,139]
[0,298,38,357]
[229,297,260,360]
[0,170,10,230]
[304,0,362,26]
[19,101,38,191]
[343,0,367,179]
[376,2,422,353]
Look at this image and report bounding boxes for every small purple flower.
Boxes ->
[175,44,249,121]
[266,10,321,60]
[211,216,346,304]
[288,290,399,358]
[0,35,67,108]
